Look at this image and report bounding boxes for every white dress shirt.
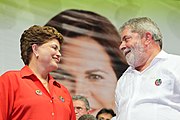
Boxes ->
[111,116,116,120]
[115,50,180,120]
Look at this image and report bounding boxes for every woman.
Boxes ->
[45,9,128,115]
[0,25,76,120]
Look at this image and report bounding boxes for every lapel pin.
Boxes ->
[155,79,162,86]
[59,96,65,102]
[35,89,43,96]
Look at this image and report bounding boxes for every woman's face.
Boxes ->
[34,39,61,72]
[52,36,117,113]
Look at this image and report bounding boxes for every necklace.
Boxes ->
[42,82,48,84]
[41,77,49,85]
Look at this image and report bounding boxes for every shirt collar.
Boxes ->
[154,50,168,59]
[127,50,168,72]
[149,50,168,66]
[20,65,34,78]
[20,65,61,88]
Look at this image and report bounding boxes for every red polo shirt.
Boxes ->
[0,66,76,120]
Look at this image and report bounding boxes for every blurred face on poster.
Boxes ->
[45,9,128,115]
[51,36,117,114]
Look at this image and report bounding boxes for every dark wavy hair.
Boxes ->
[45,9,128,79]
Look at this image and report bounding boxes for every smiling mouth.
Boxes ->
[53,57,60,63]
[124,50,131,56]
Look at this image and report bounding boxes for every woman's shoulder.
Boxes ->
[1,70,20,78]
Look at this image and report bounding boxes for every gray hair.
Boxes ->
[78,114,97,120]
[119,17,162,49]
[72,95,90,110]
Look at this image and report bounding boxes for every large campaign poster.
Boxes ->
[0,0,180,115]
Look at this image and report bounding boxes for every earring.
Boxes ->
[35,54,39,59]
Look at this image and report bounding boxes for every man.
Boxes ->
[78,114,97,120]
[73,95,90,120]
[115,17,180,120]
[96,108,116,120]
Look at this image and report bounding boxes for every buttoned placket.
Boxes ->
[38,79,56,120]
[126,70,142,120]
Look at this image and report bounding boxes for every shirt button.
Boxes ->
[52,112,55,116]
[50,100,53,103]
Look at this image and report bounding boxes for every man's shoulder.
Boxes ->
[168,53,180,59]
[165,53,180,64]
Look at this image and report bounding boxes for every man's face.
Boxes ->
[73,100,89,120]
[97,113,113,120]
[119,27,148,68]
